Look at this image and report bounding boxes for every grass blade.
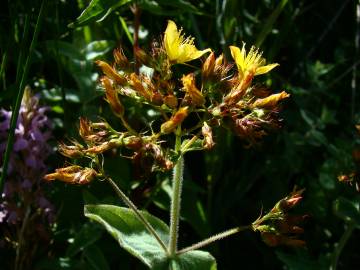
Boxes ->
[255,0,288,47]
[0,0,47,191]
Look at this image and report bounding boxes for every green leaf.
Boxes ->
[72,0,133,27]
[84,204,169,268]
[334,197,360,227]
[84,204,217,269]
[82,40,115,60]
[171,251,217,270]
[181,138,204,153]
[119,16,134,44]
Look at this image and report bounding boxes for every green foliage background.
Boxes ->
[1,0,360,269]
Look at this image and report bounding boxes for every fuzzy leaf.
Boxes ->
[84,204,217,269]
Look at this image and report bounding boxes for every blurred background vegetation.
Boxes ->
[1,0,360,269]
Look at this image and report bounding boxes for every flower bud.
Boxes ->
[79,117,92,140]
[129,73,152,100]
[123,136,143,150]
[161,107,189,134]
[113,48,129,68]
[58,141,84,158]
[101,76,124,117]
[163,94,178,108]
[252,91,290,109]
[202,52,215,81]
[95,60,127,85]
[272,189,304,213]
[84,139,122,154]
[44,166,98,185]
[202,122,215,149]
[134,46,151,66]
[181,73,205,106]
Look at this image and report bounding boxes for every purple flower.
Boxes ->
[0,89,55,226]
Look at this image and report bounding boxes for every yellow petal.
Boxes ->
[164,20,180,61]
[229,45,245,75]
[255,63,280,76]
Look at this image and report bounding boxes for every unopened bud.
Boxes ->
[79,117,92,140]
[123,136,143,150]
[129,73,152,100]
[95,60,127,85]
[181,73,205,106]
[113,48,129,68]
[202,52,215,81]
[273,189,304,213]
[252,91,290,109]
[202,122,215,149]
[101,77,124,117]
[44,166,97,185]
[151,91,163,105]
[163,94,178,108]
[58,142,84,158]
[161,107,189,134]
[84,139,121,154]
[134,46,151,65]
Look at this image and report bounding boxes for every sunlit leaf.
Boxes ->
[71,0,133,27]
[84,204,217,269]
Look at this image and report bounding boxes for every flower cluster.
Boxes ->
[0,88,54,224]
[45,20,289,183]
[252,189,306,247]
[0,88,55,268]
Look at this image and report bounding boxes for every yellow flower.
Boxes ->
[229,43,279,77]
[164,20,211,64]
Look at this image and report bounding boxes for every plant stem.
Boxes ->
[105,177,168,254]
[177,225,251,255]
[330,222,356,270]
[169,127,184,256]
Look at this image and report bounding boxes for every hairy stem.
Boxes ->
[169,127,184,256]
[330,222,356,270]
[106,177,168,254]
[177,225,251,255]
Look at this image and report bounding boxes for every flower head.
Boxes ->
[164,20,211,64]
[230,43,279,78]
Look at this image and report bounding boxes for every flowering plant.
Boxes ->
[0,88,54,270]
[45,20,302,269]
